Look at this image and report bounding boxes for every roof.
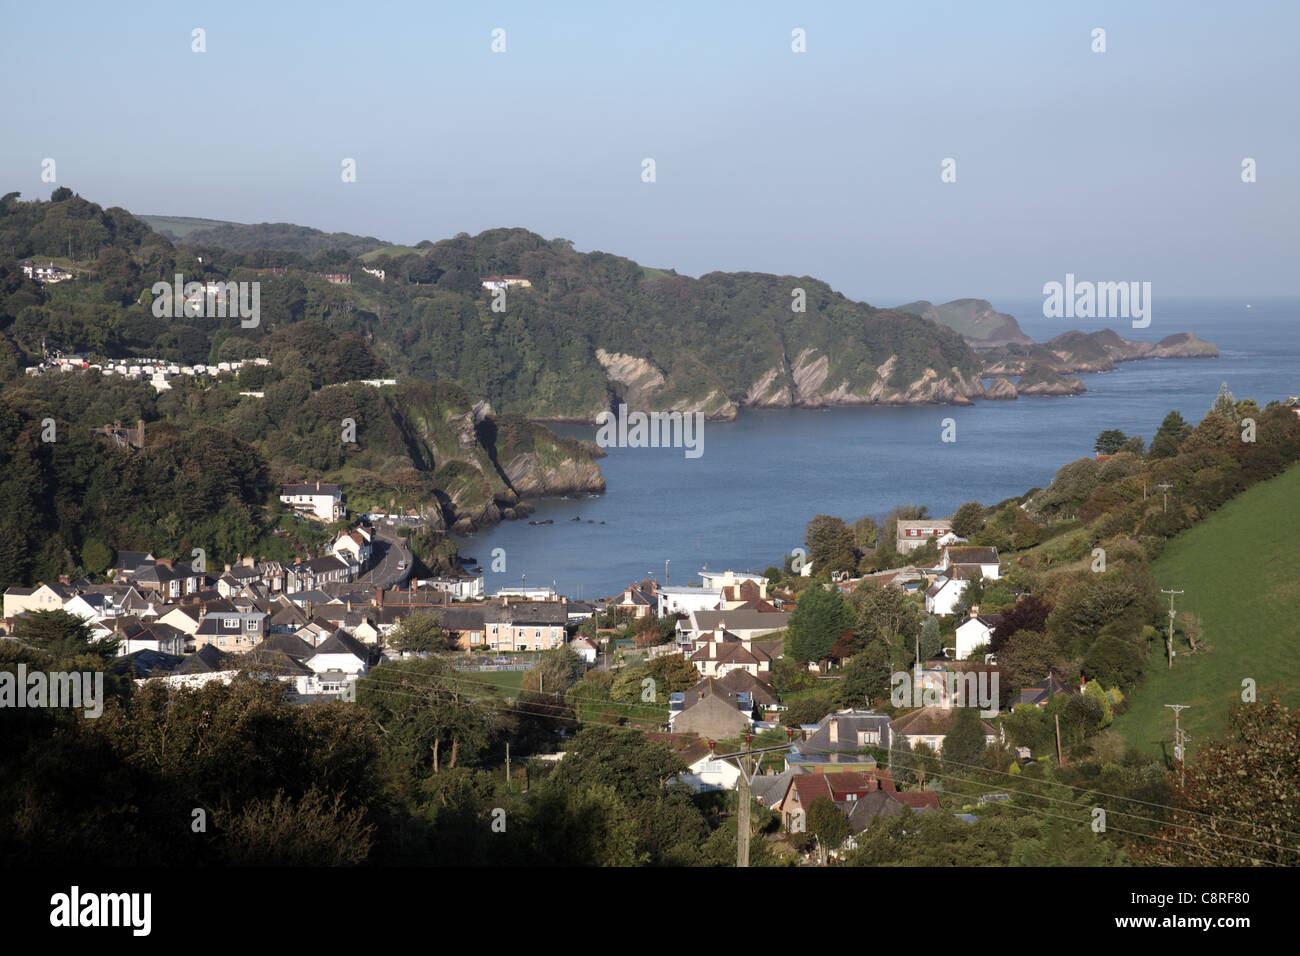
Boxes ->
[846,790,907,831]
[313,628,369,660]
[895,791,941,812]
[891,706,996,738]
[281,482,341,495]
[945,546,999,565]
[177,644,228,673]
[794,710,893,753]
[691,609,790,632]
[255,634,315,660]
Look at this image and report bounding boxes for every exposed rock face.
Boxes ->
[983,376,1018,400]
[502,451,607,498]
[1016,365,1087,396]
[983,329,1219,376]
[595,348,666,406]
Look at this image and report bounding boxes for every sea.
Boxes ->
[456,297,1299,599]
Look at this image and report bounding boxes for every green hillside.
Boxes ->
[138,215,236,240]
[1114,461,1300,758]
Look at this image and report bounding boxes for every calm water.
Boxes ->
[458,298,1298,598]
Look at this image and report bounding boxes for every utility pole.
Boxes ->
[736,735,752,868]
[1156,482,1173,514]
[1054,714,1063,767]
[1161,589,1184,668]
[1165,704,1191,788]
[505,741,511,794]
[713,736,798,868]
[665,559,670,587]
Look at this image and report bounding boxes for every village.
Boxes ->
[0,487,1081,862]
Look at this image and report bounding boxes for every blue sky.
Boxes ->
[2,0,1297,303]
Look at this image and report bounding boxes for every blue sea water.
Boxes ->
[458,298,1299,598]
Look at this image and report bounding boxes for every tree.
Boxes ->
[785,585,851,665]
[1129,697,1300,866]
[80,538,113,576]
[850,515,880,552]
[521,645,584,695]
[13,609,117,662]
[1149,410,1192,458]
[806,796,849,865]
[1094,429,1130,455]
[386,612,451,653]
[853,583,920,661]
[950,501,984,538]
[991,595,1052,652]
[942,705,988,776]
[805,515,857,577]
[836,642,891,708]
[918,615,942,661]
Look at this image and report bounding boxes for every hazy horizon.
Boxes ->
[4,1,1297,304]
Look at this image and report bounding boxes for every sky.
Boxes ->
[2,0,1297,304]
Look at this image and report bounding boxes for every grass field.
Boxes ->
[360,244,425,261]
[1113,462,1300,760]
[138,215,236,238]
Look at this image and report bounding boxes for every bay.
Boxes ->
[457,297,1298,598]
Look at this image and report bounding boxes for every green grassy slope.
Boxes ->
[1114,461,1300,758]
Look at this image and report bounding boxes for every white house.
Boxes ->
[3,582,73,620]
[331,528,373,565]
[676,750,742,793]
[306,630,370,693]
[955,608,1004,661]
[569,637,598,665]
[280,481,345,523]
[924,565,985,616]
[656,586,722,617]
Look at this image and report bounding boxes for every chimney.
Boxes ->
[376,587,383,607]
[829,717,839,744]
[137,419,145,448]
[710,641,717,659]
[969,604,980,619]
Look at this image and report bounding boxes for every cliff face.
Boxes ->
[983,329,1218,376]
[1015,364,1087,396]
[396,385,605,531]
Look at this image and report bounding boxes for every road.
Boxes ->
[359,524,413,589]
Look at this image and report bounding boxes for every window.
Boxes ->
[224,618,237,629]
[246,619,258,632]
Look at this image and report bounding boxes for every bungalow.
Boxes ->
[890,705,998,754]
[612,579,657,619]
[791,709,892,756]
[679,608,790,649]
[1012,672,1078,709]
[113,620,187,657]
[670,677,755,737]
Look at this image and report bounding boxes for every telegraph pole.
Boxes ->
[736,735,752,868]
[1161,589,1184,668]
[1156,482,1173,514]
[1165,704,1191,788]
[713,736,798,867]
